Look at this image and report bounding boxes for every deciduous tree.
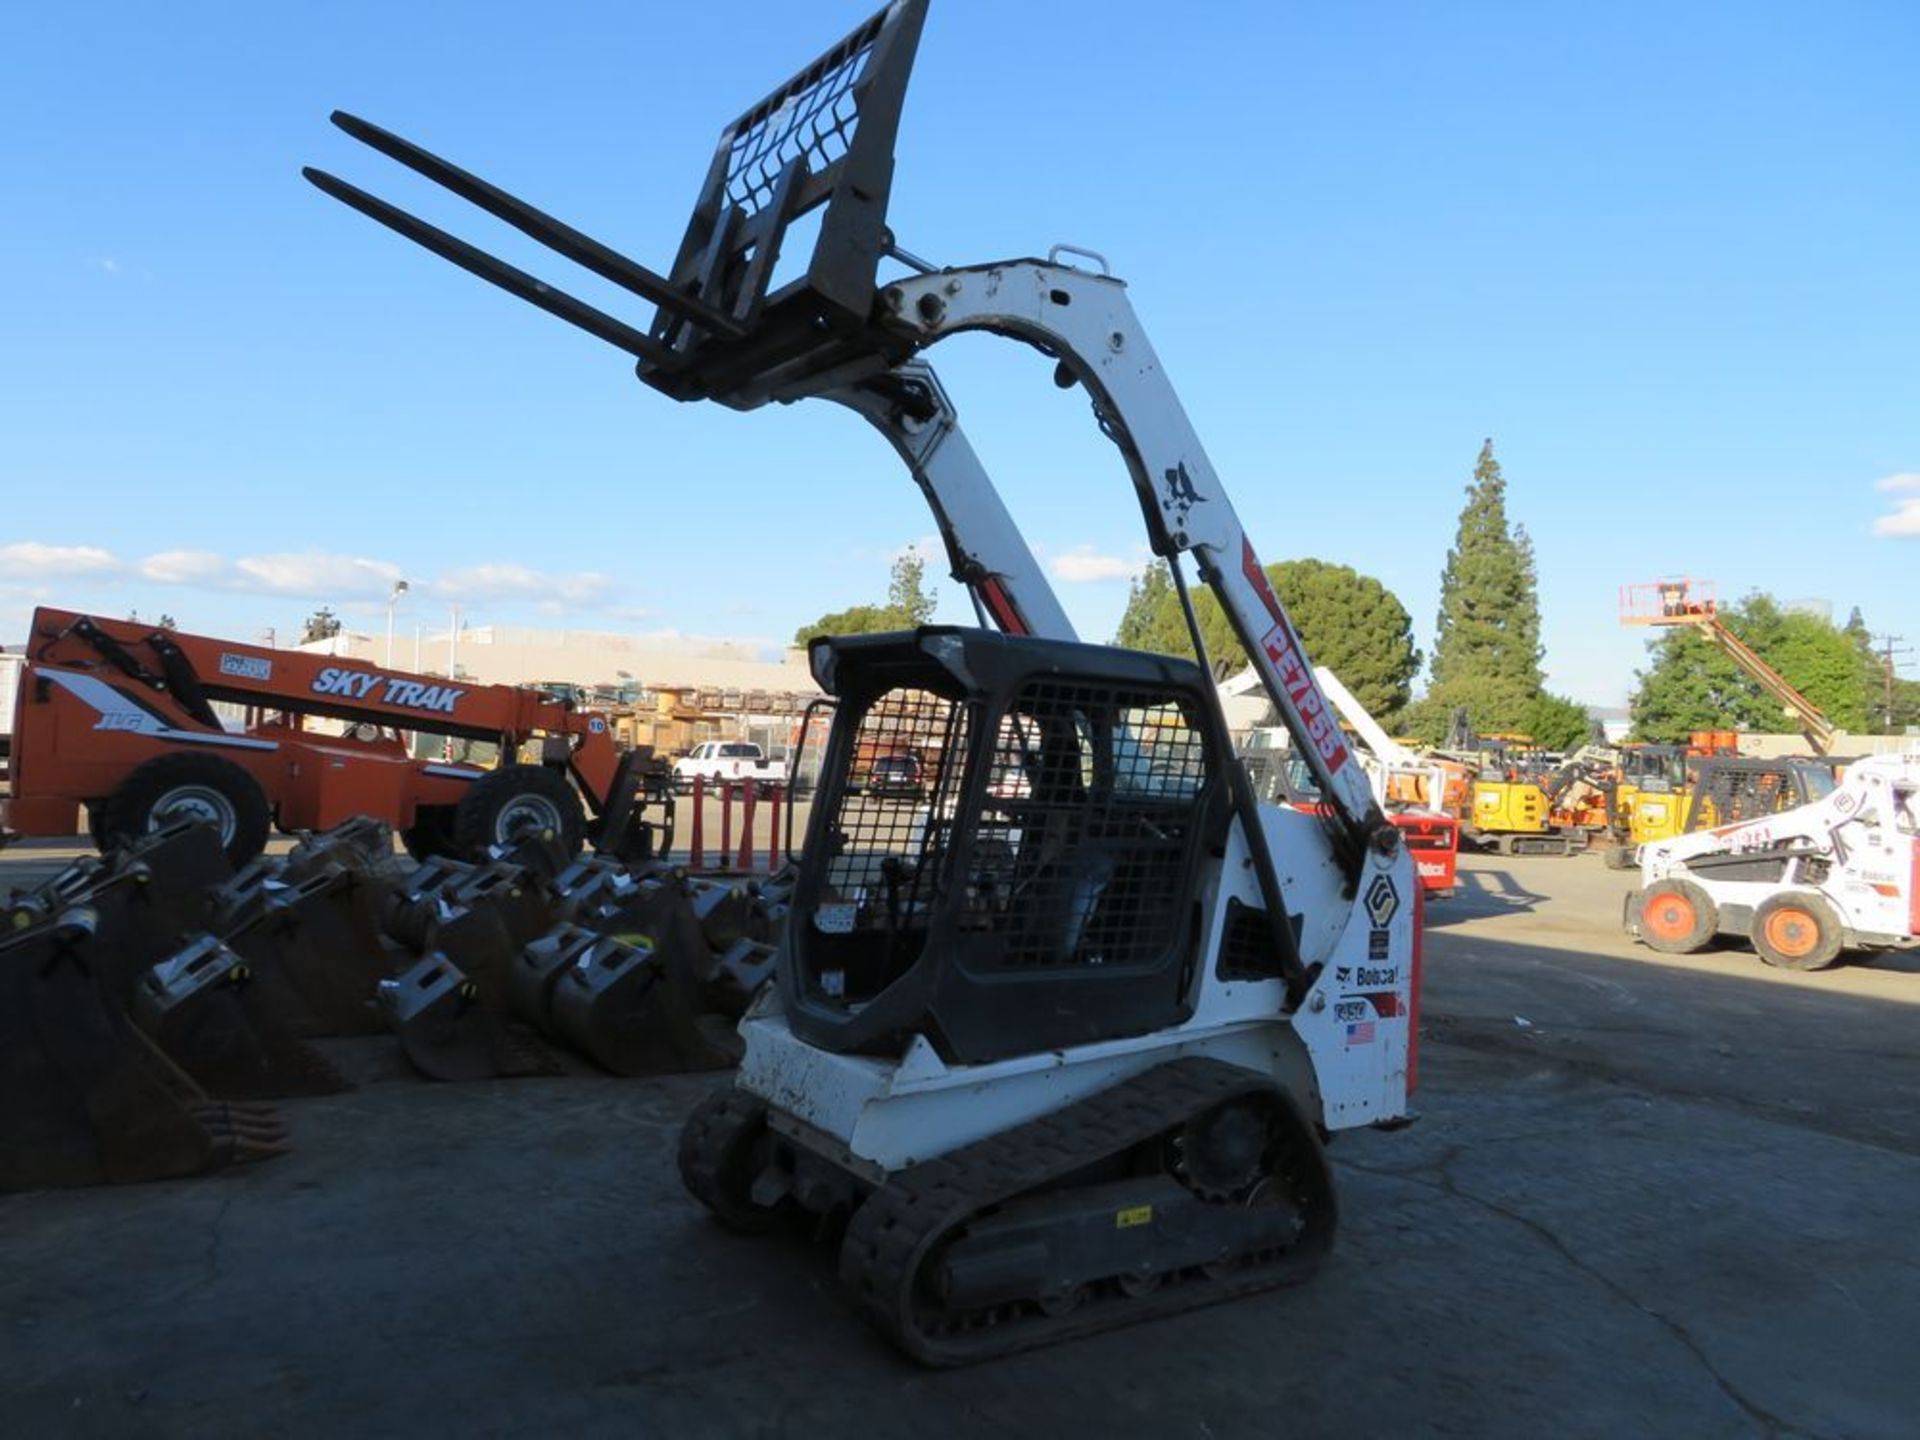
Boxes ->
[1629,593,1872,740]
[1110,558,1421,720]
[794,551,940,645]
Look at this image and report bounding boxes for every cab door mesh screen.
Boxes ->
[958,683,1209,973]
[816,687,971,936]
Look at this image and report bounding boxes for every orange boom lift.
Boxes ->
[3,607,667,866]
[1620,580,1838,753]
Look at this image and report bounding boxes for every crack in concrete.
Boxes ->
[199,1192,236,1293]
[1337,1154,1809,1440]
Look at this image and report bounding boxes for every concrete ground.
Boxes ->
[2,843,1916,1438]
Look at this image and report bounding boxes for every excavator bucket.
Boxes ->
[506,923,590,1034]
[109,817,232,921]
[691,865,795,1015]
[387,856,558,992]
[705,937,778,1018]
[0,909,289,1190]
[548,930,738,1076]
[378,952,558,1082]
[488,825,575,886]
[377,854,565,1080]
[133,936,347,1099]
[682,875,755,953]
[3,853,111,930]
[282,815,411,884]
[516,873,750,1071]
[211,860,400,1037]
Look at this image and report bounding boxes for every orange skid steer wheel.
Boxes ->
[1750,892,1844,971]
[1637,878,1717,955]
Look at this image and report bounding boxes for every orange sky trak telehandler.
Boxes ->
[2,607,668,867]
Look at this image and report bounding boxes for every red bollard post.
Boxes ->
[689,774,705,869]
[719,782,734,871]
[737,783,758,872]
[767,785,783,871]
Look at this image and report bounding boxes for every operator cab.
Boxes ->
[784,628,1235,1065]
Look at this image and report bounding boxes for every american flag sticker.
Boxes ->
[1345,1020,1376,1046]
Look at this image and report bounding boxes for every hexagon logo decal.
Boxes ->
[1364,873,1400,927]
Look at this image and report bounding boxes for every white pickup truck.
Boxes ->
[672,740,785,790]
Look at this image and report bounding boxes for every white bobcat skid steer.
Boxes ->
[310,0,1419,1364]
[1626,752,1920,970]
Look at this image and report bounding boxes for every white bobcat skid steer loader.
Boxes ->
[1626,752,1920,971]
[309,0,1418,1364]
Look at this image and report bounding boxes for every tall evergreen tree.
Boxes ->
[1426,439,1544,731]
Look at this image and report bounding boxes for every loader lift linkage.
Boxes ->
[310,0,1416,1363]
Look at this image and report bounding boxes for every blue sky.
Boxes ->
[2,1,1914,705]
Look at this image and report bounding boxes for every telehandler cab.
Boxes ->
[310,0,1418,1362]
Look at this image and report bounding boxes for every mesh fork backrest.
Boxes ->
[658,0,928,346]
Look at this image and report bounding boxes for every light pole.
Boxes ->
[384,579,410,667]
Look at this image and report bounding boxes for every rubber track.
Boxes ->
[836,1056,1336,1366]
[678,1088,785,1234]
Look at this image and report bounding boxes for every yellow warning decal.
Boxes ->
[1115,1205,1154,1230]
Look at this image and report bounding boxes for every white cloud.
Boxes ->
[90,257,122,275]
[137,549,227,584]
[1872,498,1920,538]
[0,542,120,578]
[232,551,405,599]
[431,563,615,609]
[1048,545,1138,583]
[1,536,640,617]
[1871,473,1920,536]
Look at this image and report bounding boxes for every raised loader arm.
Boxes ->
[306,0,1388,872]
[853,260,1385,862]
[821,362,1074,642]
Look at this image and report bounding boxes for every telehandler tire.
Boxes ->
[1636,878,1717,954]
[450,765,584,860]
[401,804,458,862]
[1751,892,1844,971]
[99,752,271,869]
